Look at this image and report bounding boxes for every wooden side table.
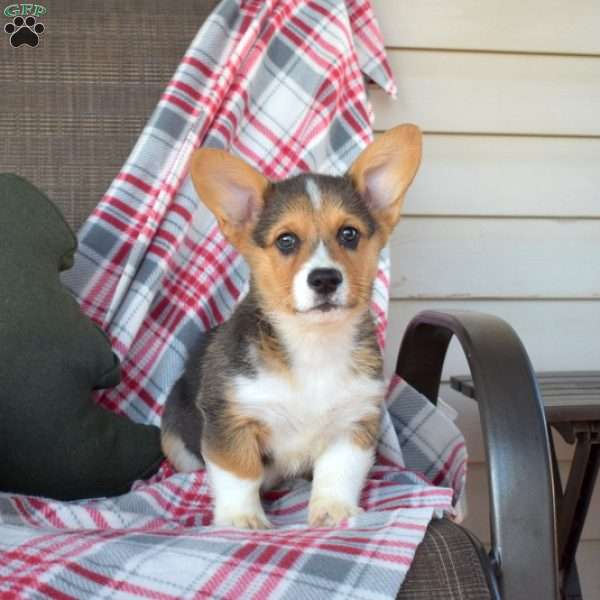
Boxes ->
[450,371,600,600]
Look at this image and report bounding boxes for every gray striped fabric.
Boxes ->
[0,0,219,231]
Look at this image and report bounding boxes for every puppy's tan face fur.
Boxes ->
[190,124,422,322]
[244,178,383,320]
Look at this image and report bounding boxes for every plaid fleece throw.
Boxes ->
[0,1,467,598]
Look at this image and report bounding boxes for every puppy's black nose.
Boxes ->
[307,268,343,295]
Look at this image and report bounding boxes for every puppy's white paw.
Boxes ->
[308,497,363,528]
[206,458,270,529]
[215,510,271,530]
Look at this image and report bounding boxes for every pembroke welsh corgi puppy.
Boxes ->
[161,124,422,529]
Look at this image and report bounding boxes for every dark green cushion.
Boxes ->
[0,174,163,500]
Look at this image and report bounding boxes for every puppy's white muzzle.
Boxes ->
[292,242,348,313]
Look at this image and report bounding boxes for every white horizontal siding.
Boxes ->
[370,50,600,135]
[372,2,600,595]
[389,218,600,298]
[401,135,600,217]
[577,542,600,599]
[373,0,600,54]
[384,300,600,380]
[462,460,600,544]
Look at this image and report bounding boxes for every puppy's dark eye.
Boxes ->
[275,232,300,255]
[337,226,360,249]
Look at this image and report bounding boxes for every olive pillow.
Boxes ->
[0,174,163,500]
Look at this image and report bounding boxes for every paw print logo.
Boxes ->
[4,15,44,47]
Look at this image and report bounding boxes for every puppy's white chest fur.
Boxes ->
[233,316,384,476]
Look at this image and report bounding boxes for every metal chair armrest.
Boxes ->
[395,309,558,600]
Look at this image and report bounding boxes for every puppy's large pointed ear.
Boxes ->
[189,149,268,248]
[348,124,422,237]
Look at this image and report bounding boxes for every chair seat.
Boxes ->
[398,518,495,599]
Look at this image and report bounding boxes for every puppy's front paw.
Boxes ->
[308,497,363,528]
[214,510,271,530]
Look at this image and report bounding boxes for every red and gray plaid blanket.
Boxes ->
[0,1,466,598]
